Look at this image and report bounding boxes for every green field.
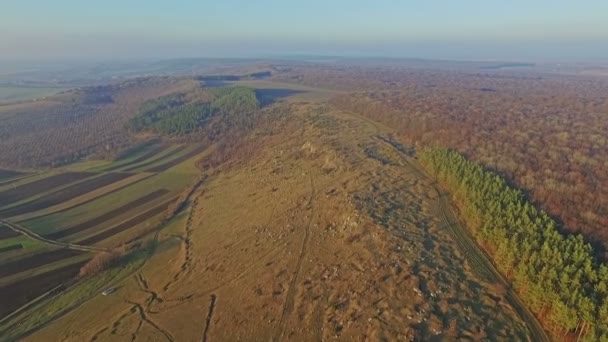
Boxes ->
[0,142,207,324]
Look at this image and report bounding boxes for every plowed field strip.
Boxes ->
[0,172,94,207]
[0,260,87,319]
[0,225,19,240]
[25,173,156,222]
[102,145,170,172]
[77,198,176,246]
[145,145,206,173]
[44,189,170,240]
[1,173,133,217]
[0,248,85,278]
[122,146,188,172]
[0,169,24,181]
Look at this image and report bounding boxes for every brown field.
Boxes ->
[0,225,19,240]
[0,249,85,278]
[0,173,133,217]
[44,189,169,240]
[77,198,175,246]
[101,145,169,172]
[145,145,207,173]
[0,260,87,319]
[121,145,188,172]
[0,172,93,207]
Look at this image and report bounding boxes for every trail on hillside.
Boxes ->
[370,131,551,342]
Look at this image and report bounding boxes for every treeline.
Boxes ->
[419,147,608,341]
[332,83,608,255]
[128,93,214,135]
[128,87,260,136]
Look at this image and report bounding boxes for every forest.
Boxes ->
[0,78,261,168]
[0,77,200,168]
[128,86,260,135]
[419,147,608,341]
[321,67,608,257]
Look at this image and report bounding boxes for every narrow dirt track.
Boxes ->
[0,219,110,253]
[201,294,217,342]
[370,132,551,342]
[274,175,315,341]
[343,110,550,341]
[435,189,550,342]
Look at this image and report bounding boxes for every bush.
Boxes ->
[78,248,126,278]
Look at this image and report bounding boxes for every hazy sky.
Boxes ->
[2,0,607,62]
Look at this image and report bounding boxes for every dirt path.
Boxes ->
[201,294,217,342]
[435,187,550,342]
[341,109,550,341]
[0,218,110,253]
[370,132,551,342]
[274,175,315,341]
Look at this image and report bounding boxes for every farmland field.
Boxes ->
[0,141,206,324]
[0,172,94,208]
[100,145,169,172]
[0,173,134,217]
[0,260,87,318]
[44,189,169,240]
[0,225,19,240]
[0,169,26,182]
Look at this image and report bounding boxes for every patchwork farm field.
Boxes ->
[0,143,207,324]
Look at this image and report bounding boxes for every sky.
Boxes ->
[2,0,607,62]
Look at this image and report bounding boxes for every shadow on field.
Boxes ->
[255,88,305,105]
